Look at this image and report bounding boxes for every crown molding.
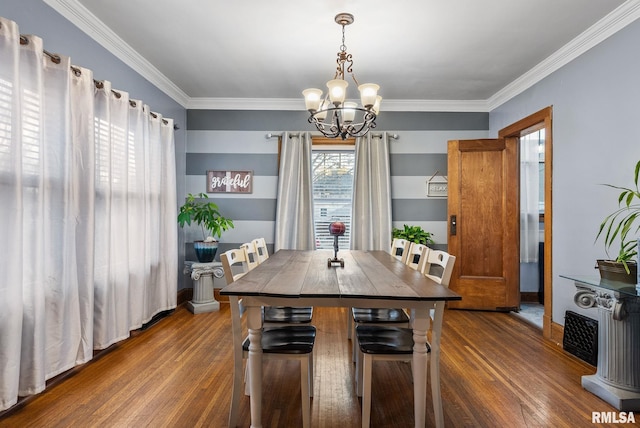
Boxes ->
[44,0,191,107]
[46,0,640,113]
[186,97,490,112]
[487,0,640,111]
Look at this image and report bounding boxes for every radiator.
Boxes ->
[563,310,598,366]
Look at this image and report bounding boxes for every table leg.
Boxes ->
[430,302,445,428]
[412,312,429,428]
[247,306,263,428]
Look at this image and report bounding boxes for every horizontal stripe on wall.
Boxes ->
[389,130,489,153]
[203,198,276,221]
[188,110,309,131]
[187,110,489,132]
[187,130,279,154]
[186,153,278,176]
[391,176,449,199]
[392,198,448,222]
[390,154,448,177]
[187,152,451,177]
[187,174,448,201]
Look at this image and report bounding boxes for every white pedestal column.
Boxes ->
[574,283,640,411]
[184,261,224,314]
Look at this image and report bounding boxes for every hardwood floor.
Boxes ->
[0,303,620,427]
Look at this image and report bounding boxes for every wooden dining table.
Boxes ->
[220,249,462,428]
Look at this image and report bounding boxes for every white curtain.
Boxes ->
[351,133,392,251]
[0,16,177,411]
[520,132,540,263]
[274,132,315,251]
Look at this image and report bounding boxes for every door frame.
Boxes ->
[498,106,553,340]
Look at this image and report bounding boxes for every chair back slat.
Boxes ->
[423,250,456,287]
[252,237,269,263]
[220,248,248,285]
[405,242,429,272]
[390,238,410,262]
[240,242,260,271]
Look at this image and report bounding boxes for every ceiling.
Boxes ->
[47,0,637,111]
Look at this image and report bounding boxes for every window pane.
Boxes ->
[312,150,354,249]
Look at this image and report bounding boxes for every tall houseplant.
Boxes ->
[595,160,640,282]
[178,193,234,262]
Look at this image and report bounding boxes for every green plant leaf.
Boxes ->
[177,192,234,240]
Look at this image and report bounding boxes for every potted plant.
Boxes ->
[392,224,434,246]
[178,192,234,263]
[595,159,640,283]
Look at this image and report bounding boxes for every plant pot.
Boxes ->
[596,259,638,284]
[194,240,218,263]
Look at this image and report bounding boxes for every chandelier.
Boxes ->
[302,13,381,140]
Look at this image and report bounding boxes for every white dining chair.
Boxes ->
[248,238,314,326]
[222,248,316,428]
[240,242,260,271]
[349,238,415,363]
[390,237,410,262]
[405,241,429,272]
[252,237,269,263]
[347,238,411,340]
[354,251,456,427]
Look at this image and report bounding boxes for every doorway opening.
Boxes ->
[499,107,553,338]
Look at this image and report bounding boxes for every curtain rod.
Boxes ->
[17,33,179,131]
[265,133,399,140]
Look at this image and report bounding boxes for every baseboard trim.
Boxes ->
[550,320,564,347]
[177,287,192,306]
[520,292,543,303]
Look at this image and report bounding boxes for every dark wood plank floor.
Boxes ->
[0,303,620,427]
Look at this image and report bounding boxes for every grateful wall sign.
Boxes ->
[206,170,253,194]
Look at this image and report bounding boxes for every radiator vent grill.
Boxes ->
[563,310,598,366]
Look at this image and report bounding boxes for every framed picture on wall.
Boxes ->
[426,174,448,198]
[206,170,253,193]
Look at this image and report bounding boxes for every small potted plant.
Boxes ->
[178,192,234,262]
[595,160,640,283]
[392,224,434,246]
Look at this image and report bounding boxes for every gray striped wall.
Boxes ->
[183,110,489,272]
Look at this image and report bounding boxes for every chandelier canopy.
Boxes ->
[303,13,381,140]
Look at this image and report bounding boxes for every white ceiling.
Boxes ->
[46,0,639,111]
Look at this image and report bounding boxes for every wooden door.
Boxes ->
[447,139,519,310]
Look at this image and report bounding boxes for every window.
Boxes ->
[520,128,546,213]
[312,139,355,249]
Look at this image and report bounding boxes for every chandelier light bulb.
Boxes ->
[327,79,348,106]
[302,88,323,112]
[316,100,330,121]
[358,83,379,109]
[343,102,357,123]
[372,96,382,115]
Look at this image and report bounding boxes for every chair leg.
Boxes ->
[229,357,244,427]
[309,351,314,397]
[352,325,357,363]
[355,346,363,397]
[347,308,352,340]
[300,357,311,428]
[361,354,373,428]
